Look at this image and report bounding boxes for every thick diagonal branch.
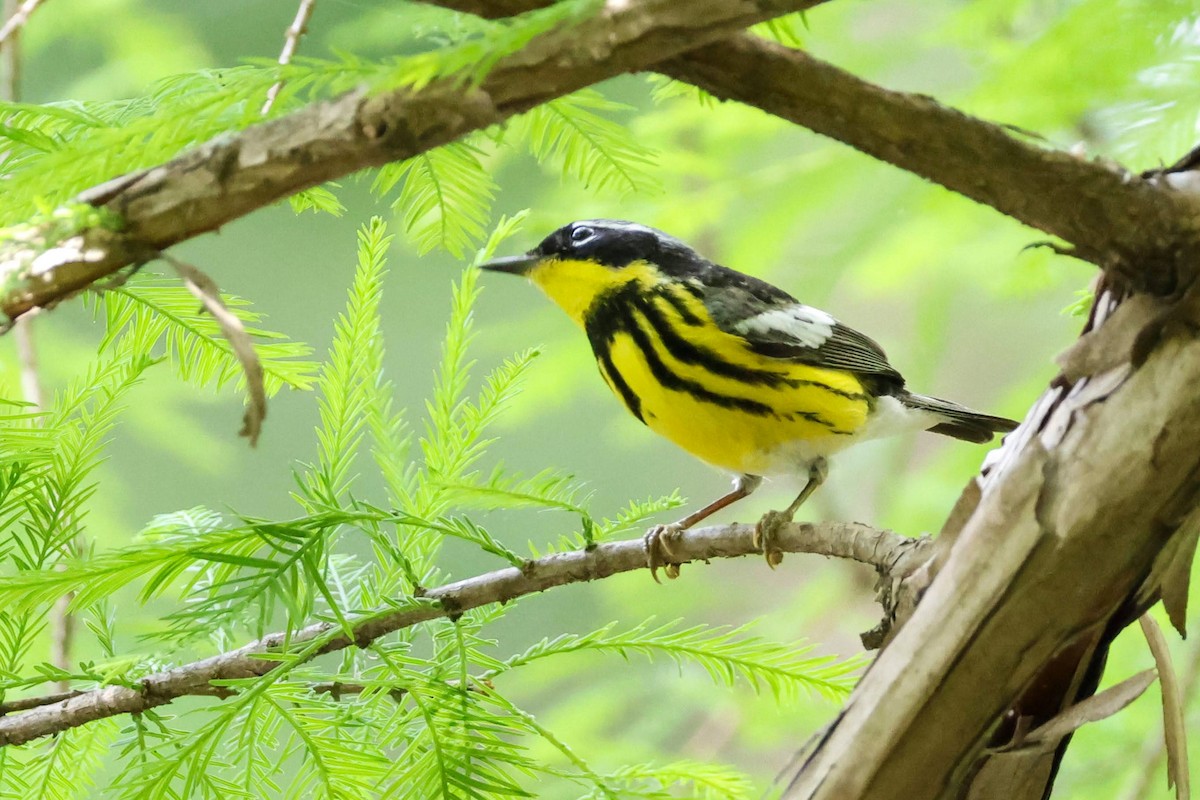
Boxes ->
[0,520,924,746]
[423,0,1200,285]
[779,290,1200,799]
[10,0,1200,326]
[661,40,1200,283]
[0,0,822,322]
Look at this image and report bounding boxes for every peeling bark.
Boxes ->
[785,287,1200,799]
[3,2,1200,797]
[410,4,1200,793]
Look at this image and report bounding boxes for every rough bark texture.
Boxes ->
[787,284,1200,797]
[0,520,921,746]
[661,41,1200,288]
[421,1,1200,286]
[3,3,1200,798]
[0,0,823,320]
[410,4,1200,794]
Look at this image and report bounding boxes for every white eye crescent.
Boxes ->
[570,226,595,244]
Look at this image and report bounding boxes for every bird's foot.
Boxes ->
[753,510,791,569]
[643,522,686,583]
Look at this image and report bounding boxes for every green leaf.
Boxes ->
[375,140,497,258]
[492,619,861,702]
[97,277,317,395]
[289,184,347,217]
[521,89,660,195]
[20,719,121,800]
[300,216,393,508]
[437,465,589,516]
[605,759,755,800]
[752,12,808,48]
[0,509,389,623]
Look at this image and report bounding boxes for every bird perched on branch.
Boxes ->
[480,220,1017,580]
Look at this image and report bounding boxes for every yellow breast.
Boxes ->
[602,329,869,475]
[527,258,872,476]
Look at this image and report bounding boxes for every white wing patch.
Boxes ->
[733,304,836,348]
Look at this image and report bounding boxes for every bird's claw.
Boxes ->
[753,510,790,569]
[643,523,685,583]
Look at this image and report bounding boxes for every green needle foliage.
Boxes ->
[519,89,661,197]
[490,619,861,703]
[0,217,854,798]
[4,2,1197,797]
[374,140,500,259]
[0,0,655,259]
[95,280,317,396]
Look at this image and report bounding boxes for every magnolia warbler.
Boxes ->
[481,220,1018,580]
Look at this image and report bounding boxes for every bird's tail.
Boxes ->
[898,392,1019,444]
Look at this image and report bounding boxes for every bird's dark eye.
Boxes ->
[570,226,595,244]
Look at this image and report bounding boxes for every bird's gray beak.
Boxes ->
[477,253,541,276]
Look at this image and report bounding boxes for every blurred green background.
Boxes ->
[3,0,1199,796]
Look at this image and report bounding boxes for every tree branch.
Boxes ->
[3,0,76,697]
[0,688,81,715]
[261,0,317,115]
[1126,632,1200,800]
[780,288,1200,799]
[8,0,1200,323]
[0,0,46,48]
[419,0,1200,287]
[0,0,822,323]
[387,7,1200,793]
[0,519,923,747]
[659,40,1200,285]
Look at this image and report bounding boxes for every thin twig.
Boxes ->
[161,253,267,445]
[1138,614,1191,800]
[0,520,927,747]
[49,585,74,690]
[0,676,461,715]
[311,681,407,702]
[261,0,316,115]
[0,0,18,96]
[1,0,73,693]
[0,688,82,715]
[1126,630,1200,800]
[12,321,40,407]
[0,0,44,48]
[311,678,486,702]
[13,317,74,692]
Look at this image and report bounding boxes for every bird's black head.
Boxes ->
[533,219,672,268]
[479,219,702,276]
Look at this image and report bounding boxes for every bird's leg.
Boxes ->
[644,474,762,582]
[754,457,829,568]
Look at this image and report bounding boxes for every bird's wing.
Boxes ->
[692,268,905,388]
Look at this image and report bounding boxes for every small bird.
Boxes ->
[480,220,1017,580]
